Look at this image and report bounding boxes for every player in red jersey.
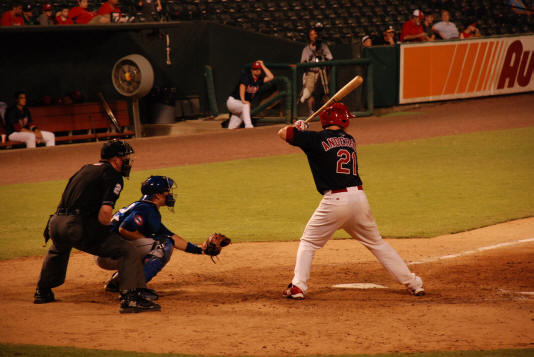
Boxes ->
[278,103,426,299]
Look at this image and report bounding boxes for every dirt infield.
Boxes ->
[0,94,533,355]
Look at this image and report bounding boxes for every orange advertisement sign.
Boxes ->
[399,35,534,104]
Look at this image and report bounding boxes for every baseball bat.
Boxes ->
[304,75,363,123]
[98,92,122,133]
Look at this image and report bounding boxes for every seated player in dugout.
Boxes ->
[94,175,205,301]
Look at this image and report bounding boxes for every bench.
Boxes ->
[0,100,135,149]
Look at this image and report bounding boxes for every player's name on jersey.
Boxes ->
[321,137,356,151]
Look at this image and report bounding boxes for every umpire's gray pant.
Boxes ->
[36,214,146,291]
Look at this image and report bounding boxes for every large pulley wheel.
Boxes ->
[112,54,154,98]
[111,54,154,138]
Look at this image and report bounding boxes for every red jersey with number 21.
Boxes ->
[287,128,362,194]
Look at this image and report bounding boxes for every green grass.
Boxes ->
[379,111,422,118]
[0,344,532,357]
[0,127,533,260]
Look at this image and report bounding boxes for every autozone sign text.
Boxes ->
[399,35,534,104]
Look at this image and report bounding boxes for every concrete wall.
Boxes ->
[1,22,356,121]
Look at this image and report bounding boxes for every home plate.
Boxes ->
[332,283,388,289]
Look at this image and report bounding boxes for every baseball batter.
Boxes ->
[277,103,425,299]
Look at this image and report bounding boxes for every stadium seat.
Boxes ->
[79,0,522,45]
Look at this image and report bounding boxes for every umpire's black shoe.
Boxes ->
[119,289,161,314]
[34,288,55,304]
[105,271,120,293]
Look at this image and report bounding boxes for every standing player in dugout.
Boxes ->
[277,103,425,299]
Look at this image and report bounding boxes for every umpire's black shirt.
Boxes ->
[58,161,124,220]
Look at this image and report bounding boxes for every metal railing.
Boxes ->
[204,58,374,124]
[256,58,374,121]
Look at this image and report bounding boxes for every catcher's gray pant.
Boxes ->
[95,237,155,270]
[95,237,174,282]
[37,214,146,291]
[291,186,423,293]
[226,96,253,129]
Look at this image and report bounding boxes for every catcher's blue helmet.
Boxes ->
[141,175,176,207]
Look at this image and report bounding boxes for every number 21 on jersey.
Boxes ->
[336,149,358,175]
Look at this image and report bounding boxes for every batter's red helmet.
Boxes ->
[319,102,354,129]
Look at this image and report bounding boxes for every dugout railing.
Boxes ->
[252,59,374,123]
[204,59,374,125]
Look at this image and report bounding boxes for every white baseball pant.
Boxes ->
[8,130,55,148]
[292,186,423,292]
[226,96,253,129]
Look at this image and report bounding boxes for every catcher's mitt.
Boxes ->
[202,233,231,262]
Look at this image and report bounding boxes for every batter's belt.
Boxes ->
[330,185,363,193]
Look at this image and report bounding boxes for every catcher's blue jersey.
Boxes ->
[110,201,173,239]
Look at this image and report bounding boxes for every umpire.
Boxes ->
[33,139,161,313]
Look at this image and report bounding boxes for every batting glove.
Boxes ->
[294,120,309,131]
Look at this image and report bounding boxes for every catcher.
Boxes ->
[94,175,230,301]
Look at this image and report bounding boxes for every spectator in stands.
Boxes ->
[509,0,534,15]
[137,0,163,22]
[69,0,110,24]
[1,1,24,26]
[423,13,436,41]
[460,21,481,39]
[5,91,55,148]
[361,35,372,48]
[56,7,72,25]
[98,0,121,22]
[300,24,333,115]
[432,10,460,40]
[22,3,36,25]
[225,60,274,129]
[38,3,55,25]
[401,9,428,42]
[374,25,398,46]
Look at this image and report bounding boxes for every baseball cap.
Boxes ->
[413,9,424,18]
[43,3,52,11]
[362,35,370,43]
[384,25,395,33]
[23,3,32,12]
[251,61,262,70]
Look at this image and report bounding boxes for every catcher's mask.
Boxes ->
[319,102,353,129]
[101,139,134,177]
[141,175,177,207]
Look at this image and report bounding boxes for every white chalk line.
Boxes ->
[332,283,388,289]
[408,237,534,265]
[332,238,534,290]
